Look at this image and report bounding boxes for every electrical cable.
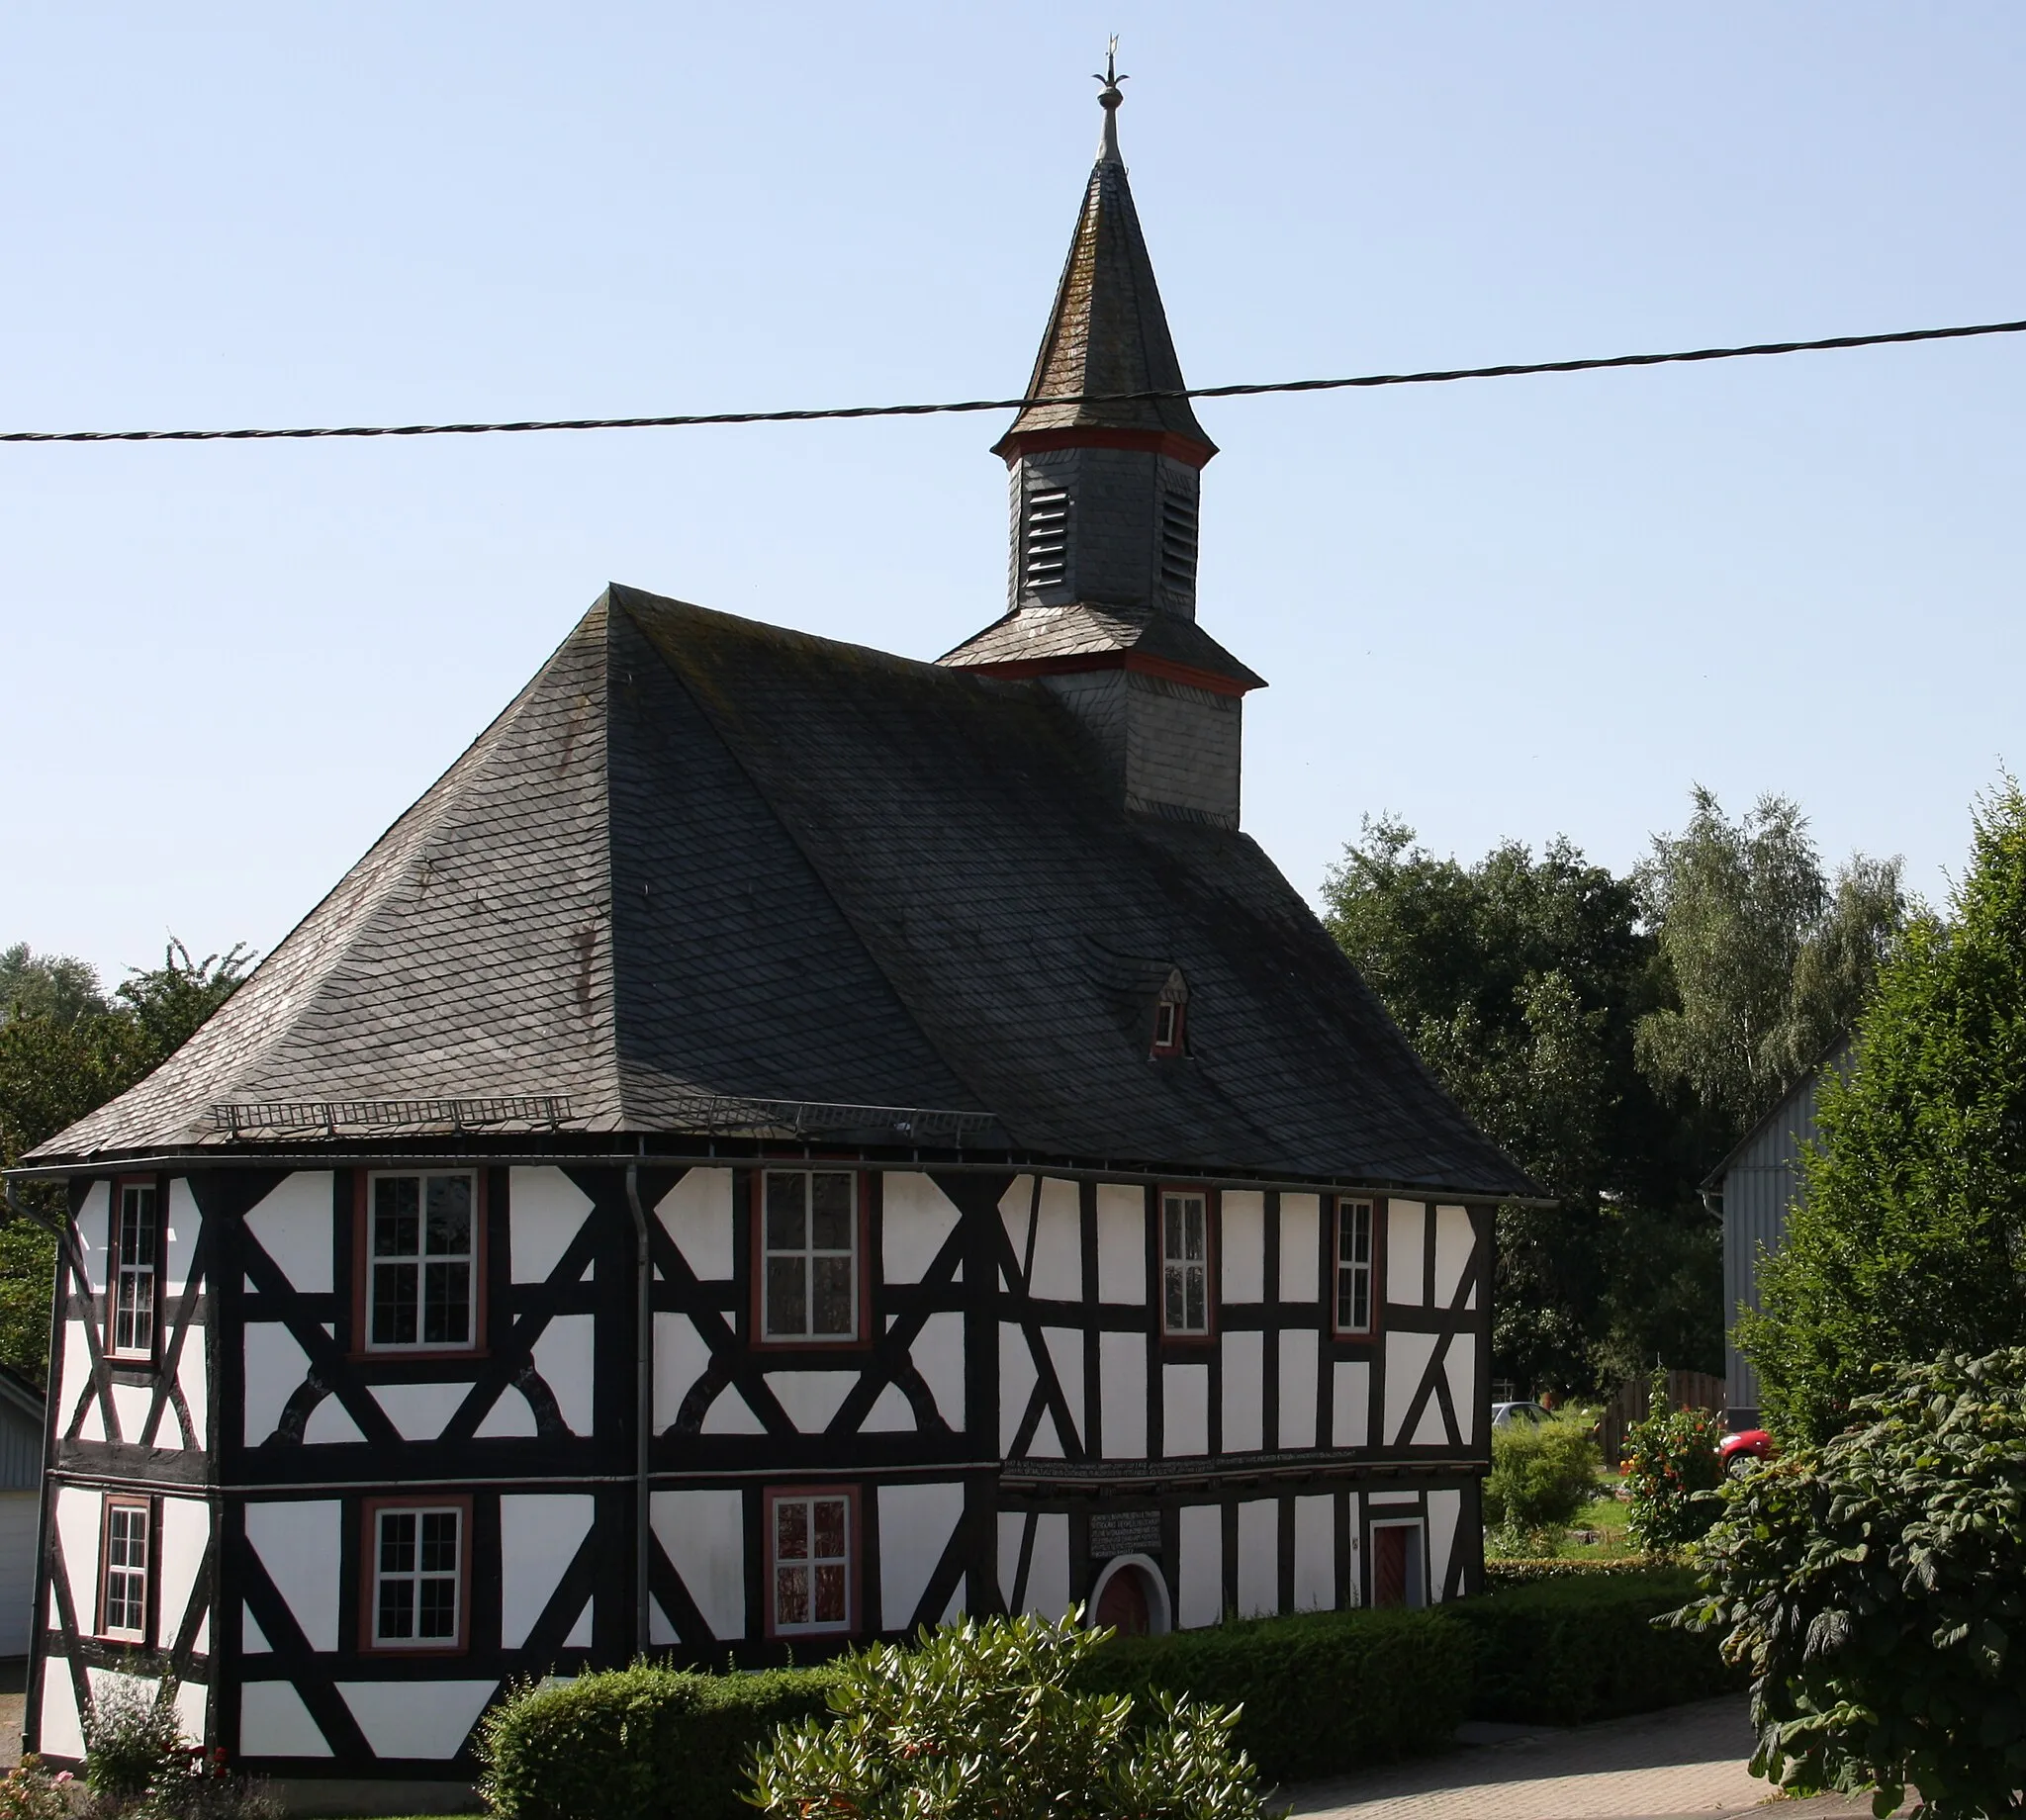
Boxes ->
[3,314,2023,445]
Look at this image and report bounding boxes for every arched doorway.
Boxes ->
[1088,1553,1172,1636]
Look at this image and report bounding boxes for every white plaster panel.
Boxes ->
[244,1501,340,1652]
[303,1394,363,1445]
[165,1179,202,1297]
[1367,1491,1419,1505]
[1030,1179,1081,1302]
[702,1385,766,1433]
[1221,1192,1264,1303]
[474,1390,538,1438]
[173,1679,208,1748]
[1445,1336,1478,1447]
[1428,1489,1462,1601]
[996,1512,1023,1609]
[1278,1327,1319,1449]
[1095,1185,1147,1303]
[1413,1379,1451,1447]
[1221,1330,1262,1452]
[158,1497,210,1649]
[999,1323,1036,1454]
[39,1664,83,1761]
[1237,1499,1277,1617]
[1027,1408,1063,1460]
[1178,1504,1222,1628]
[1385,1332,1438,1445]
[57,1320,97,1444]
[533,1314,596,1434]
[998,1177,1033,1287]
[110,1383,152,1444]
[1278,1195,1320,1304]
[655,1489,745,1642]
[1162,1362,1209,1457]
[1100,1331,1147,1458]
[52,1486,100,1630]
[1024,1511,1069,1619]
[239,1680,329,1758]
[766,1370,854,1433]
[242,1173,333,1295]
[881,1173,962,1284]
[1433,1205,1474,1309]
[654,1313,715,1431]
[861,1383,915,1431]
[1293,1495,1335,1611]
[336,1681,498,1760]
[658,1168,734,1280]
[242,1604,271,1653]
[73,1181,109,1295]
[564,1601,592,1647]
[500,1495,595,1647]
[878,1482,965,1630]
[942,1575,967,1623]
[1387,1201,1428,1307]
[176,1330,208,1449]
[649,1596,676,1646]
[192,1607,210,1656]
[508,1167,593,1284]
[1044,1326,1083,1448]
[1332,1360,1372,1448]
[369,1381,470,1442]
[912,1312,964,1431]
[242,1323,309,1445]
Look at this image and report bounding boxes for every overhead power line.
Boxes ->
[4,314,2024,445]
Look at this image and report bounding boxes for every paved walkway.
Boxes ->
[1285,1695,1898,1820]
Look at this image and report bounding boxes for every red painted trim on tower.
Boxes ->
[956,649,1255,697]
[992,425,1217,468]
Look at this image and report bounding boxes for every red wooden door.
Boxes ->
[1372,1525,1409,1608]
[1094,1565,1151,1636]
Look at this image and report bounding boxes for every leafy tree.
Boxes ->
[0,940,252,1383]
[1740,783,2026,1443]
[1684,1348,2026,1820]
[749,1610,1266,1820]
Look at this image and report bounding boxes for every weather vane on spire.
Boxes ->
[1094,35,1127,161]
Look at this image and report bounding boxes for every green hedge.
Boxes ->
[477,1663,839,1820]
[1449,1568,1743,1724]
[1482,1553,1673,1586]
[1075,1605,1476,1782]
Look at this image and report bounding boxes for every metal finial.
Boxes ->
[1093,36,1127,162]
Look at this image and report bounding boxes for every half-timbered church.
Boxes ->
[14,69,1532,1790]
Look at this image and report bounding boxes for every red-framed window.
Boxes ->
[754,1170,868,1345]
[354,1171,486,1356]
[99,1496,151,1643]
[361,1496,472,1652]
[1333,1197,1380,1335]
[765,1485,860,1637]
[108,1177,160,1362]
[1159,1188,1215,1337]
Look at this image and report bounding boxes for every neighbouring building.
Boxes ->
[0,1362,46,1657]
[11,71,1533,1790]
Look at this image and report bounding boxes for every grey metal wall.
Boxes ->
[0,1400,44,1492]
[1720,1046,1846,1413]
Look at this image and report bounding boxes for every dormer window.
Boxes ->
[1151,968,1189,1055]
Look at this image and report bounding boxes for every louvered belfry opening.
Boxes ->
[1158,485,1199,600]
[1022,487,1070,594]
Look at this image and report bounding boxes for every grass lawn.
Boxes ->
[1553,1472,1639,1558]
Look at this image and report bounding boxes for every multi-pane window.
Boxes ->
[110,1182,158,1359]
[102,1500,148,1641]
[372,1505,463,1647]
[772,1493,851,1634]
[1161,1191,1210,1335]
[1335,1198,1376,1334]
[367,1173,476,1350]
[762,1172,857,1341]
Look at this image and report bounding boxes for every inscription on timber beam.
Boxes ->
[1090,1510,1162,1560]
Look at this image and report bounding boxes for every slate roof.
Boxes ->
[994,118,1215,459]
[938,600,1266,691]
[33,587,1529,1196]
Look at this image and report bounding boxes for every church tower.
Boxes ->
[940,52,1263,828]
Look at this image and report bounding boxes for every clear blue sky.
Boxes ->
[5,3,2023,985]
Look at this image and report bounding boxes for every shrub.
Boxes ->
[1453,1567,1739,1724]
[750,1612,1265,1820]
[1483,1553,1670,1586]
[1623,1383,1724,1551]
[0,1758,75,1820]
[478,1661,838,1820]
[1681,1348,2026,1820]
[82,1673,189,1802]
[1077,1604,1475,1782]
[1483,1411,1603,1551]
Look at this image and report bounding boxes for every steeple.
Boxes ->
[939,50,1262,832]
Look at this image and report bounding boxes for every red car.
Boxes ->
[1718,1428,1776,1476]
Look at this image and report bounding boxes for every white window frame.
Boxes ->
[370,1503,464,1648]
[1160,1190,1211,1336]
[101,1499,149,1642]
[770,1491,853,1636]
[364,1170,478,1352]
[1334,1198,1376,1335]
[760,1170,859,1342]
[109,1181,158,1361]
